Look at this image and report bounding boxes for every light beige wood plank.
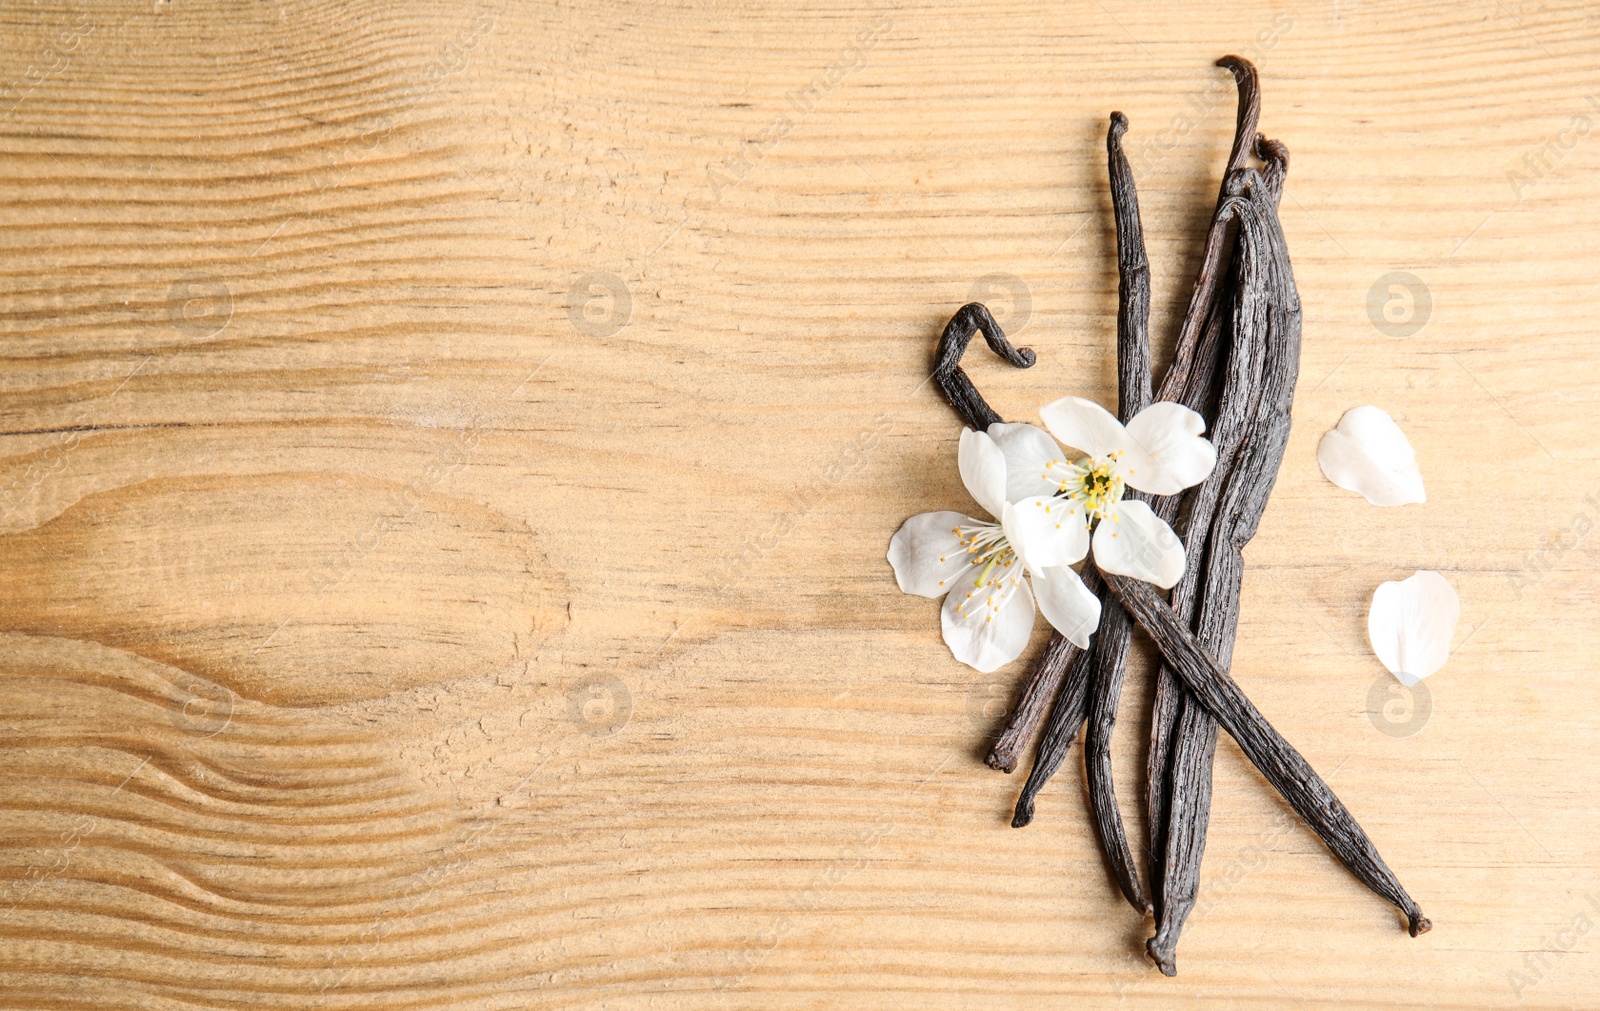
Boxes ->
[1,1,1597,1006]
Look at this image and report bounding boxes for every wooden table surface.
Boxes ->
[3,2,1598,1007]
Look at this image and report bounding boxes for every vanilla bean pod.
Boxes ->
[929,297,1074,777]
[1149,152,1302,974]
[1103,570,1432,939]
[1146,56,1263,894]
[1145,232,1253,919]
[1008,113,1153,853]
[1145,309,1227,888]
[1073,111,1155,916]
[1143,313,1231,913]
[933,302,1036,431]
[1152,56,1260,408]
[1146,167,1281,894]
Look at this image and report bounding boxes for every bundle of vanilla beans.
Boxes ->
[933,57,1427,975]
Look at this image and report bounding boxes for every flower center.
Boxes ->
[952,521,1015,587]
[949,521,1022,622]
[1068,453,1125,520]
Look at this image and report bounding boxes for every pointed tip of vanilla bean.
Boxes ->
[1107,572,1432,947]
[1214,55,1262,184]
[1006,642,1096,828]
[1010,798,1035,828]
[1255,133,1289,168]
[1146,938,1178,977]
[1109,110,1129,137]
[1215,53,1256,80]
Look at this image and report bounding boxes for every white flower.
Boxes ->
[1317,406,1426,506]
[1034,396,1219,586]
[888,397,1217,673]
[1367,570,1459,687]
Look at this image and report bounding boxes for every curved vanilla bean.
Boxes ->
[1217,56,1262,188]
[934,302,1037,431]
[929,303,1059,772]
[1075,110,1154,916]
[1103,571,1432,941]
[931,304,1057,774]
[1154,55,1261,405]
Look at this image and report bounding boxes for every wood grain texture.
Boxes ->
[2,1,1599,1007]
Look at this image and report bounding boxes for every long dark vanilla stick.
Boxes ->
[1153,56,1260,407]
[1103,571,1432,940]
[1146,56,1263,898]
[1075,111,1154,916]
[1007,115,1152,845]
[1149,154,1301,974]
[1146,302,1233,891]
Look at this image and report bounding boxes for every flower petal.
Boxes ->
[1039,396,1136,462]
[888,511,979,598]
[1316,406,1426,506]
[1033,565,1102,648]
[1091,499,1186,588]
[1121,401,1218,495]
[1002,495,1089,577]
[958,427,1008,519]
[940,563,1036,673]
[1367,570,1459,686]
[987,422,1073,501]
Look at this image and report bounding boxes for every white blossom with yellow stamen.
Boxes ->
[889,398,1217,673]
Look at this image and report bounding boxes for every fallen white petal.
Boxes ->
[958,427,1009,519]
[1033,565,1102,648]
[941,563,1036,673]
[887,510,978,598]
[1367,570,1459,686]
[1317,406,1426,506]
